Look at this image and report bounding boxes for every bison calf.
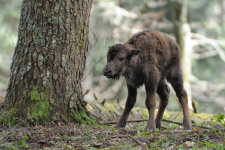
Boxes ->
[103,30,192,131]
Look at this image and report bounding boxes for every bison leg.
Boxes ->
[167,70,192,130]
[155,79,170,129]
[145,81,159,131]
[115,85,137,128]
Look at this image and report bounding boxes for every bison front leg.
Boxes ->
[145,91,157,131]
[115,85,137,128]
[155,79,170,129]
[145,79,159,131]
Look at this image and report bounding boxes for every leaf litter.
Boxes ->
[0,120,224,149]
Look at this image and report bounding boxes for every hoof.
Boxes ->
[115,124,126,129]
[183,125,192,130]
[156,123,161,129]
[183,120,192,130]
[145,126,156,132]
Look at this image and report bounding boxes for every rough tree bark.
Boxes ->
[173,0,193,110]
[0,0,96,126]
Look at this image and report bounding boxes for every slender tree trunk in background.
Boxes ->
[173,0,193,110]
[83,57,93,90]
[221,0,225,23]
[0,0,96,126]
[0,67,9,84]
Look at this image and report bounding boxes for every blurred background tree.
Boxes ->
[0,0,225,114]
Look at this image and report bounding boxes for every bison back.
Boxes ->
[127,30,181,74]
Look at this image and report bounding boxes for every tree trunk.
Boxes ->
[173,0,193,110]
[221,0,225,23]
[0,0,96,126]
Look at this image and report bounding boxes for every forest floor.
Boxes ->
[0,120,224,150]
[0,91,225,149]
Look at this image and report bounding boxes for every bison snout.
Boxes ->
[103,68,112,76]
[105,69,112,74]
[103,67,119,78]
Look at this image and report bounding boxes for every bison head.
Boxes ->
[103,43,140,79]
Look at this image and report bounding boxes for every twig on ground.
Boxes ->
[173,112,181,120]
[100,119,213,129]
[129,135,144,147]
[120,128,144,147]
[161,130,192,134]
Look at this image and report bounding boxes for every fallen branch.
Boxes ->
[100,119,212,129]
[100,119,146,125]
[161,130,192,134]
[192,33,225,62]
[129,135,144,147]
[100,119,182,125]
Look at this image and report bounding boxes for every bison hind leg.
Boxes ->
[167,69,192,130]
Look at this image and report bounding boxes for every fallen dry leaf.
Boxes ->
[185,141,195,147]
[113,137,121,141]
[93,142,103,148]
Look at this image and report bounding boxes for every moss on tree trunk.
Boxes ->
[0,0,97,127]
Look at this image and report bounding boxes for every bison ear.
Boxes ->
[130,48,140,56]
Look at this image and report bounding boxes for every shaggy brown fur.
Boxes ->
[103,30,192,131]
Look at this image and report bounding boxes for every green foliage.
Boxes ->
[215,113,225,123]
[137,127,148,137]
[213,113,225,128]
[4,145,16,150]
[16,138,29,149]
[140,109,147,119]
[61,135,67,140]
[4,135,29,149]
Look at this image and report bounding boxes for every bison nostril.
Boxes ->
[104,69,112,76]
[107,70,112,74]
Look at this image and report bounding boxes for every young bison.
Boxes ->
[103,30,192,131]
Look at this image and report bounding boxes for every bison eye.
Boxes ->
[119,58,124,62]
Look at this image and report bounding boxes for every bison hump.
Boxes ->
[127,30,151,46]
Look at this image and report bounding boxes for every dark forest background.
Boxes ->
[0,0,224,114]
